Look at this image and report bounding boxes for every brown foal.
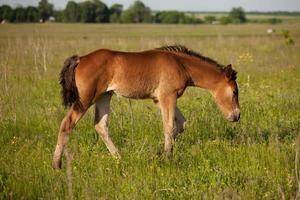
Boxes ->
[52,45,240,169]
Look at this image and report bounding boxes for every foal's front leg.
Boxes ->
[159,94,177,157]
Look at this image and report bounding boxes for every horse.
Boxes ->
[52,45,240,169]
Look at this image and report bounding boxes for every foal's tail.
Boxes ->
[59,55,82,109]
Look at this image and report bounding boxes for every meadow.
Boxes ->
[0,21,299,199]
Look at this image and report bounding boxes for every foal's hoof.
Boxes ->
[159,153,173,163]
[52,160,62,170]
[157,149,173,160]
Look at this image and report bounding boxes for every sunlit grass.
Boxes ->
[0,23,299,199]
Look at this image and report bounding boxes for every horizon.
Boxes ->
[0,0,300,12]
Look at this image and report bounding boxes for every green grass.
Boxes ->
[0,22,299,199]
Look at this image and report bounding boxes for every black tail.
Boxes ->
[59,55,82,109]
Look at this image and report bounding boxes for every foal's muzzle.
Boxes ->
[227,108,240,122]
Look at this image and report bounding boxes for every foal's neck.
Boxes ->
[184,57,223,91]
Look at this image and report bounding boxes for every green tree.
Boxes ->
[94,0,109,22]
[25,6,39,22]
[38,0,54,22]
[204,15,216,24]
[0,5,13,22]
[155,11,201,24]
[54,10,63,22]
[79,1,95,22]
[14,6,26,22]
[121,1,152,23]
[229,7,246,23]
[219,16,232,24]
[181,15,202,24]
[0,6,2,21]
[77,0,109,23]
[64,1,79,22]
[110,4,123,16]
[109,3,123,23]
[268,18,282,24]
[155,11,184,24]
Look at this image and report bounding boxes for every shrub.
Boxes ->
[229,7,246,23]
[219,16,232,24]
[204,15,216,24]
[268,18,282,24]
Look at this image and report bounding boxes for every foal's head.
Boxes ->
[213,64,240,122]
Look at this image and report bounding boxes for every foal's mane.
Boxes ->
[157,45,225,69]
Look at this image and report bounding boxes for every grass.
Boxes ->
[0,22,299,199]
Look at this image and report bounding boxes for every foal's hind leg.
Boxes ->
[174,107,186,139]
[94,93,120,159]
[159,94,177,157]
[53,106,85,169]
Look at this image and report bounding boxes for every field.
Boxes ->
[0,21,300,199]
[193,12,300,21]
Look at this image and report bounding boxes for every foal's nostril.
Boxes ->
[227,109,240,122]
[234,109,240,121]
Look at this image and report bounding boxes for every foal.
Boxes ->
[53,45,240,169]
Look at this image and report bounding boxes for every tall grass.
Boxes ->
[0,23,299,199]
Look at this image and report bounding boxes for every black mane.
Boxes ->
[157,45,225,69]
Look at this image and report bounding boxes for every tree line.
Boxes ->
[0,0,201,24]
[0,0,54,22]
[0,0,283,24]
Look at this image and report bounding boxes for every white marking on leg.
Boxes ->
[106,83,117,92]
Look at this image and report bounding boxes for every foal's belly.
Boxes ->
[106,83,156,100]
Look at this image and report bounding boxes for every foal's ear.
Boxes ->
[224,64,237,80]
